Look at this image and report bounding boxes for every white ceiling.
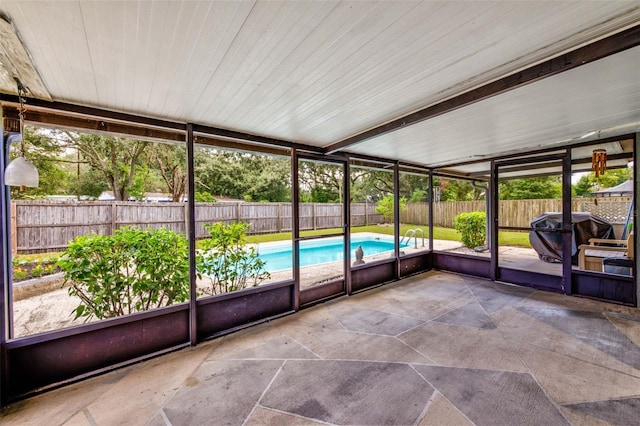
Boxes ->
[1,1,639,171]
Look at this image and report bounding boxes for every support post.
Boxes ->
[562,150,572,295]
[490,161,498,282]
[186,123,197,345]
[394,162,401,280]
[634,132,639,307]
[291,150,300,311]
[344,160,352,295]
[428,170,433,252]
[1,108,8,406]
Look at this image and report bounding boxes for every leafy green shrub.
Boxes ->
[12,267,27,281]
[375,195,407,222]
[453,212,487,249]
[57,227,190,321]
[198,222,270,295]
[194,191,217,202]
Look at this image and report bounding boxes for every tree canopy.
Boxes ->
[573,168,632,197]
[7,126,634,204]
[499,176,562,200]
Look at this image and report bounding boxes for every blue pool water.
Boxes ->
[257,234,407,272]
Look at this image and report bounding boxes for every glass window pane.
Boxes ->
[399,169,430,255]
[299,236,345,289]
[194,146,292,299]
[349,162,396,262]
[572,140,634,277]
[297,158,345,289]
[298,160,345,238]
[432,177,487,253]
[11,129,190,337]
[498,171,563,276]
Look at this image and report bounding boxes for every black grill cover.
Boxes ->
[529,212,614,264]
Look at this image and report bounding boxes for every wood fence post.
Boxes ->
[11,202,17,255]
[236,203,241,223]
[365,202,369,226]
[312,203,317,230]
[277,203,282,233]
[184,203,190,236]
[111,203,117,234]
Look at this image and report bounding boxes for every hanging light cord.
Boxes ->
[15,78,28,157]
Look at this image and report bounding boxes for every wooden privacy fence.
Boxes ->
[11,198,632,254]
[401,197,633,228]
[11,201,384,254]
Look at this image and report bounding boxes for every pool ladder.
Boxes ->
[400,228,425,248]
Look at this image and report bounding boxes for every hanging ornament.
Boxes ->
[591,149,606,178]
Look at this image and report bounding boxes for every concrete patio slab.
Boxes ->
[414,366,569,425]
[516,306,640,369]
[466,278,536,314]
[162,359,283,425]
[244,406,327,425]
[399,320,527,372]
[418,392,474,426]
[433,301,497,329]
[563,398,640,426]
[327,305,425,336]
[260,360,434,425]
[2,271,639,425]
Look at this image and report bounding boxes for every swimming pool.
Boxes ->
[256,233,407,272]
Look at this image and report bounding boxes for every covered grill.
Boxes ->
[529,212,614,264]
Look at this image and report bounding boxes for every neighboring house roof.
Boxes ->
[594,180,634,198]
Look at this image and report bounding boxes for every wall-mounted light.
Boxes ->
[4,79,38,187]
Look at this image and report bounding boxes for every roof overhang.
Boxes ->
[0,1,638,173]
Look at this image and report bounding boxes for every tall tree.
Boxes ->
[436,178,484,201]
[298,161,343,202]
[62,132,149,201]
[195,150,290,202]
[69,165,109,199]
[149,143,187,202]
[499,176,562,200]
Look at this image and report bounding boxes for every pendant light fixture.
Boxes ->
[4,79,39,188]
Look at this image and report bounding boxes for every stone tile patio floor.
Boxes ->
[2,270,640,425]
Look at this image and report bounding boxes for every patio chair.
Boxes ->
[577,233,632,272]
[602,231,634,275]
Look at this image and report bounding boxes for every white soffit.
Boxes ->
[346,45,640,169]
[0,1,638,148]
